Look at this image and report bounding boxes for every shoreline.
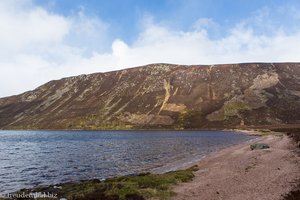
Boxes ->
[171,131,300,200]
[152,132,260,174]
[2,129,299,200]
[0,130,254,195]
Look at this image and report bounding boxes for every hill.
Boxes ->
[0,63,299,130]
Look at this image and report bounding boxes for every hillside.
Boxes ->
[0,63,299,130]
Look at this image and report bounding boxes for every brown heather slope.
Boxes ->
[0,63,299,130]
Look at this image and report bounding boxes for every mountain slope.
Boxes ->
[0,63,299,130]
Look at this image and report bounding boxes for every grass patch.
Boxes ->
[251,129,273,136]
[10,165,198,200]
[223,100,249,117]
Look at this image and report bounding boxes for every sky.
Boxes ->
[1,0,300,97]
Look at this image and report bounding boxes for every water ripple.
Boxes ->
[0,130,255,194]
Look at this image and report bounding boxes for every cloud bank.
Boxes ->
[0,1,300,97]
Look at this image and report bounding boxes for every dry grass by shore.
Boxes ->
[274,128,300,200]
[4,166,199,200]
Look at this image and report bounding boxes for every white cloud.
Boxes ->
[0,0,109,97]
[65,7,110,54]
[0,1,300,97]
[0,4,69,57]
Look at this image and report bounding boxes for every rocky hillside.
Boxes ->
[0,63,299,130]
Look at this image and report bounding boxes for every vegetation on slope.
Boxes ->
[0,63,299,130]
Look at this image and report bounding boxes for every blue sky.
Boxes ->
[35,0,300,41]
[0,0,300,97]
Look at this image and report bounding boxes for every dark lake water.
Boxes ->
[0,130,256,194]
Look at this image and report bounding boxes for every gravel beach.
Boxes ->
[172,133,300,200]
